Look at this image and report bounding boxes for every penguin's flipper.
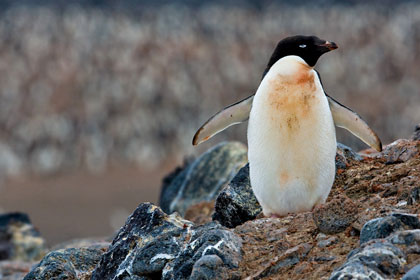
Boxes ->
[327,95,382,152]
[192,95,254,145]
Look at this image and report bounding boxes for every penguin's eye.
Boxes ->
[299,44,307,48]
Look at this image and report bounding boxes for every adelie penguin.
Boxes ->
[192,35,382,217]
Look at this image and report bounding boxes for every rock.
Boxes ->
[337,143,363,161]
[403,264,420,280]
[382,139,419,164]
[92,203,192,280]
[360,213,420,244]
[387,229,420,254]
[312,195,358,234]
[329,241,406,280]
[0,213,46,262]
[407,187,420,205]
[92,203,242,280]
[190,255,228,280]
[159,141,248,216]
[213,164,262,228]
[23,247,105,280]
[317,236,338,248]
[411,124,420,141]
[162,222,242,280]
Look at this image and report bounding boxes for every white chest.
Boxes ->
[247,56,337,216]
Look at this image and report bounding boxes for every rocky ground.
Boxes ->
[1,128,420,279]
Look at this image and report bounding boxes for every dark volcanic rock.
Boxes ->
[159,141,248,216]
[329,241,406,280]
[403,264,420,280]
[360,213,420,244]
[162,222,242,280]
[213,164,262,228]
[24,247,104,280]
[312,195,358,234]
[92,203,192,280]
[0,213,46,262]
[92,203,242,280]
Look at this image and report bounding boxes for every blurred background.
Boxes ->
[0,0,419,245]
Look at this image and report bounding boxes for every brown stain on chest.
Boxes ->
[267,65,317,132]
[279,171,290,185]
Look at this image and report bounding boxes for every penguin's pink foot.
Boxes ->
[269,213,285,219]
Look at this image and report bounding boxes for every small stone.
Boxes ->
[337,143,363,162]
[159,142,248,216]
[387,229,420,254]
[189,255,228,280]
[360,213,420,244]
[312,195,358,234]
[330,241,405,280]
[403,264,420,280]
[407,187,420,205]
[23,247,105,280]
[162,222,242,280]
[213,164,262,228]
[411,124,420,141]
[382,139,419,164]
[317,236,338,248]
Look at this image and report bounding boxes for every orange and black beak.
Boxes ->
[320,41,338,51]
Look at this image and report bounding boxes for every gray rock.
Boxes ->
[162,222,242,280]
[335,143,363,170]
[92,203,242,280]
[317,236,338,248]
[382,139,419,164]
[0,213,46,262]
[387,229,420,254]
[159,142,248,216]
[23,247,104,280]
[403,264,420,280]
[92,203,192,280]
[189,255,228,280]
[337,143,363,162]
[411,124,420,141]
[213,163,262,228]
[329,241,405,280]
[360,213,420,244]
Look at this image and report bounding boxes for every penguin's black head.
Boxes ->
[263,35,338,78]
